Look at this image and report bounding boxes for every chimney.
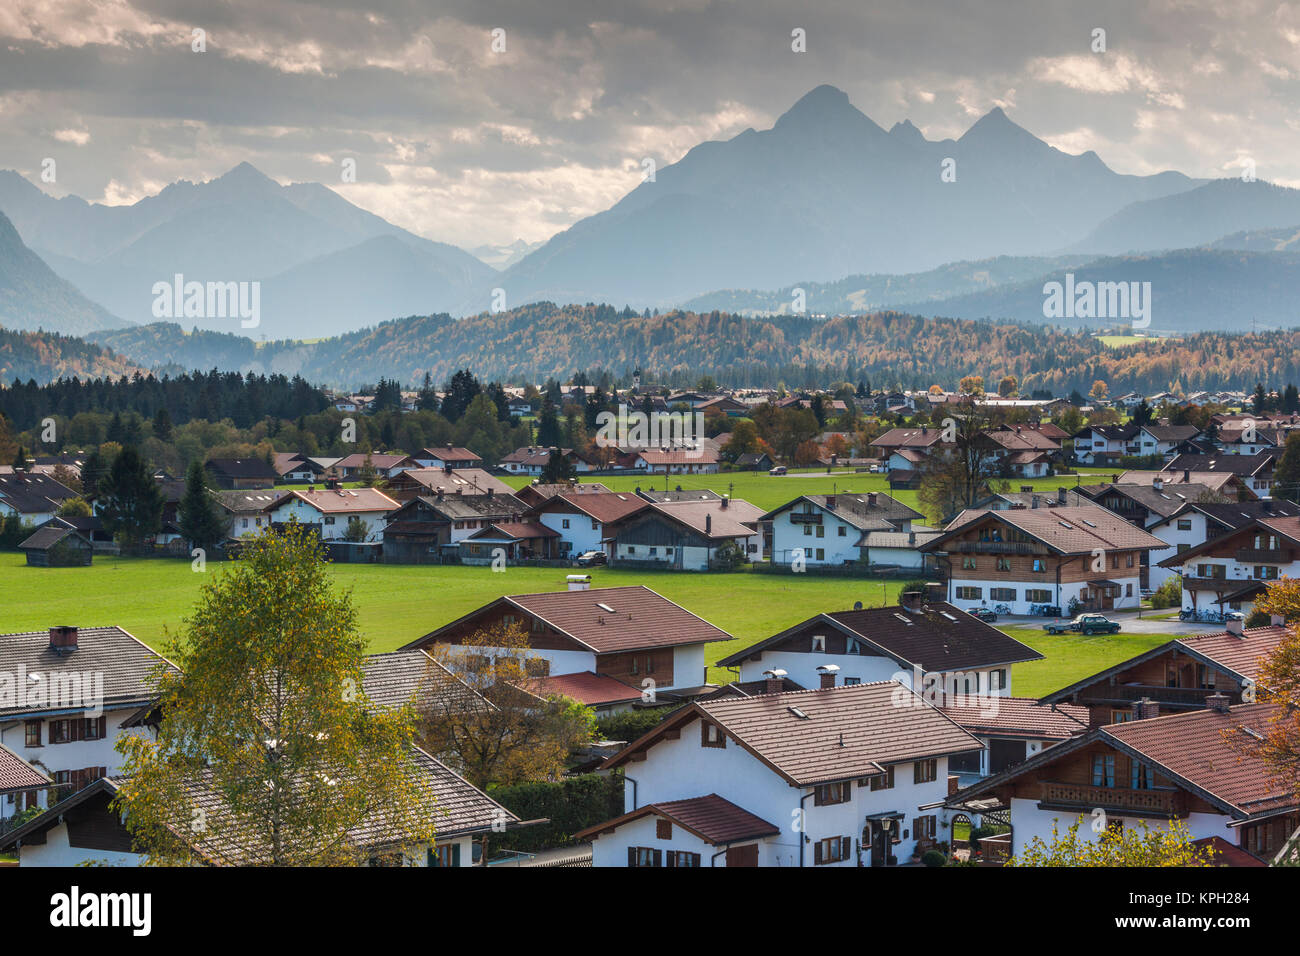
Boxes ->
[1057,487,1067,505]
[49,626,78,653]
[867,492,878,507]
[826,494,837,510]
[1207,692,1230,714]
[1153,477,1163,492]
[1132,697,1159,721]
[1020,485,1033,493]
[1183,469,1190,482]
[1271,614,1286,627]
[1226,618,1245,637]
[817,664,841,689]
[1111,473,1119,484]
[900,590,922,611]
[908,531,916,545]
[720,496,729,509]
[762,668,787,695]
[705,513,712,534]
[1031,495,1040,509]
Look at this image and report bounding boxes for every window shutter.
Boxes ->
[814,841,823,865]
[99,716,107,738]
[842,836,852,860]
[666,851,676,868]
[628,847,637,867]
[652,849,662,868]
[451,843,461,867]
[427,847,436,867]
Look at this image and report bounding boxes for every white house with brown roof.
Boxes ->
[608,497,766,569]
[400,585,733,698]
[763,492,922,567]
[0,625,178,814]
[578,681,983,866]
[945,698,1298,865]
[529,490,648,557]
[267,487,398,541]
[716,598,1043,699]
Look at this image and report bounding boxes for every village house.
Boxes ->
[513,480,612,509]
[0,472,80,525]
[577,681,984,866]
[981,424,1063,477]
[944,697,1298,865]
[921,504,1167,615]
[0,744,50,823]
[1163,452,1276,499]
[1037,619,1291,727]
[0,626,177,818]
[17,520,95,566]
[938,697,1088,781]
[608,497,765,569]
[763,492,922,567]
[383,467,515,502]
[529,490,648,558]
[266,487,398,541]
[716,596,1043,699]
[214,489,283,540]
[381,489,529,562]
[332,452,416,480]
[627,447,721,475]
[272,452,333,483]
[1117,467,1256,502]
[1156,514,1300,616]
[204,457,279,489]
[499,446,594,476]
[412,445,484,470]
[400,585,733,698]
[1145,499,1300,592]
[457,521,560,563]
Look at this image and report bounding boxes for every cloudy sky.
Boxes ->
[3,0,1299,250]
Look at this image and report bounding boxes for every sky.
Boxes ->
[2,0,1299,250]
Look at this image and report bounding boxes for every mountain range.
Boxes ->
[6,84,1300,341]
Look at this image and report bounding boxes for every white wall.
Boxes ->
[672,644,707,691]
[0,708,147,779]
[18,821,141,867]
[268,498,389,541]
[769,510,862,566]
[947,576,1141,615]
[734,653,1015,698]
[1007,797,1238,857]
[537,511,603,556]
[1146,512,1207,591]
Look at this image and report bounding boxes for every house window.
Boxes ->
[988,669,1006,691]
[915,815,937,841]
[656,819,673,840]
[814,782,851,806]
[813,836,852,865]
[1131,760,1154,790]
[955,586,982,600]
[996,557,1011,572]
[990,588,1016,602]
[869,767,895,791]
[962,557,976,570]
[1091,753,1116,787]
[427,843,461,867]
[701,722,726,748]
[1032,559,1046,572]
[1126,583,1133,597]
[815,549,824,561]
[1125,553,1135,568]
[1110,709,1133,723]
[562,519,570,529]
[629,847,662,867]
[1256,565,1279,580]
[649,547,657,556]
[591,519,599,530]
[838,525,846,536]
[323,516,335,525]
[843,677,861,686]
[24,720,40,748]
[1026,589,1051,603]
[49,720,72,744]
[913,759,938,784]
[803,525,812,536]
[1176,519,1192,531]
[668,851,701,867]
[811,634,826,652]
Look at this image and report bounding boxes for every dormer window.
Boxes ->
[701,722,726,748]
[811,634,826,652]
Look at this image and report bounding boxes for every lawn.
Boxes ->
[0,552,909,683]
[1,546,1162,694]
[500,468,1121,518]
[997,627,1167,699]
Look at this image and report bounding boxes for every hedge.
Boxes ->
[487,773,624,854]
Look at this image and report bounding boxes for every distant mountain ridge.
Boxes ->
[0,163,493,338]
[0,209,122,336]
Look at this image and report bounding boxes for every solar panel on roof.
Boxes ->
[596,602,616,613]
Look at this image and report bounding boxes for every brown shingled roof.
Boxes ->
[515,671,642,707]
[940,697,1089,740]
[604,681,982,786]
[931,505,1167,555]
[0,743,50,793]
[574,793,780,846]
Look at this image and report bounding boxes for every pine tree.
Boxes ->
[98,445,164,549]
[179,459,227,552]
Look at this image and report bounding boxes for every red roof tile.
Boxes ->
[0,744,49,792]
[574,793,780,845]
[940,697,1089,740]
[516,672,642,706]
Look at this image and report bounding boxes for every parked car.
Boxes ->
[967,607,998,623]
[768,465,788,476]
[575,550,607,567]
[1045,614,1121,635]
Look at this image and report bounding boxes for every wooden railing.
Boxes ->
[1040,781,1185,816]
[954,541,1050,555]
[1235,548,1293,564]
[1088,684,1221,706]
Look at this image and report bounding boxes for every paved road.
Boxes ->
[997,608,1228,637]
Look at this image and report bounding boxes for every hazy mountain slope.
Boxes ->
[893,249,1300,332]
[0,210,123,336]
[0,325,143,384]
[1071,180,1300,254]
[0,163,492,335]
[493,85,1198,307]
[1209,223,1300,252]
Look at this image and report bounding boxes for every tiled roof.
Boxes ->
[575,793,780,845]
[606,681,982,786]
[517,482,611,501]
[933,505,1167,554]
[361,649,483,713]
[394,468,515,496]
[940,697,1089,740]
[543,491,648,524]
[639,499,763,539]
[333,453,412,471]
[1176,626,1292,686]
[0,743,50,792]
[1163,453,1275,477]
[762,492,921,532]
[1105,703,1294,816]
[411,493,527,520]
[871,427,945,449]
[0,626,177,719]
[407,585,733,655]
[205,458,279,480]
[515,671,642,706]
[0,472,79,514]
[635,448,721,465]
[1192,836,1267,867]
[464,520,559,540]
[718,601,1043,672]
[17,524,84,550]
[420,447,482,462]
[214,489,283,513]
[285,488,398,514]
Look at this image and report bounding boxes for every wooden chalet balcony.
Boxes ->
[1086,684,1220,707]
[1040,782,1186,817]
[1235,547,1293,564]
[954,541,1049,555]
[1181,576,1229,591]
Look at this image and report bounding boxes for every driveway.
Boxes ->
[996,608,1228,637]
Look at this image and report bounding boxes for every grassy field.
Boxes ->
[2,550,1172,694]
[998,627,1167,698]
[500,468,1120,516]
